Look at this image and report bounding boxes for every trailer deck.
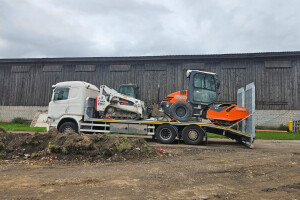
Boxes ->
[80,118,254,148]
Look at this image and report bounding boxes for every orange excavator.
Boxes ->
[161,70,248,125]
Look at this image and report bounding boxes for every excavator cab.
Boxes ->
[161,70,220,121]
[187,70,219,106]
[161,70,248,124]
[118,84,140,99]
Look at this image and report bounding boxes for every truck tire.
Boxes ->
[58,122,78,133]
[169,101,193,122]
[182,125,204,145]
[155,124,177,144]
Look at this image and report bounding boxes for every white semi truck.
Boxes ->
[48,81,99,133]
[47,81,255,148]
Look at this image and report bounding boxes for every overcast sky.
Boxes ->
[0,0,299,58]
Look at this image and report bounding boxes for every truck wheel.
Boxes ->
[169,101,193,122]
[155,124,176,144]
[59,122,78,133]
[182,125,204,145]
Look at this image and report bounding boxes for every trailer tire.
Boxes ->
[182,125,204,145]
[58,122,78,133]
[170,101,193,122]
[155,124,176,144]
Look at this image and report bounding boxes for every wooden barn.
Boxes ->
[0,51,299,125]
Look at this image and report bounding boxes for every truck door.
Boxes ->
[48,87,70,119]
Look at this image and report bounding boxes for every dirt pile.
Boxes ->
[0,129,157,162]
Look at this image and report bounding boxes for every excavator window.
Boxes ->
[192,73,217,104]
[194,73,216,91]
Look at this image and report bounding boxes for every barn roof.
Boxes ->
[1,51,300,64]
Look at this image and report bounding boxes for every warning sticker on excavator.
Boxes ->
[174,95,187,100]
[97,95,106,105]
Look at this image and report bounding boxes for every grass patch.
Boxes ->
[255,131,300,140]
[207,132,226,138]
[207,131,300,140]
[0,122,46,132]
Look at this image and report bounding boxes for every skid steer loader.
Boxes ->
[96,85,146,119]
[161,70,249,125]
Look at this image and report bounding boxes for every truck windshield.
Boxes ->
[193,73,217,103]
[54,88,69,101]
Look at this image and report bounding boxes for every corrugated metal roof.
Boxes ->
[1,51,300,64]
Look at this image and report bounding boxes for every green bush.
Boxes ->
[31,152,39,158]
[117,137,133,152]
[279,124,289,131]
[62,147,68,155]
[256,124,289,131]
[11,117,28,124]
[48,143,61,153]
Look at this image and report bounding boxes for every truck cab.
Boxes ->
[48,81,99,132]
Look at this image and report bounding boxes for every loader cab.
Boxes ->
[118,84,140,99]
[186,70,219,106]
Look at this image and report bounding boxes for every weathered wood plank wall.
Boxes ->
[0,53,299,110]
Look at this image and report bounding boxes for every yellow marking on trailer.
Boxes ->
[84,118,197,125]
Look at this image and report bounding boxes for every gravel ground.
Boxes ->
[0,137,299,200]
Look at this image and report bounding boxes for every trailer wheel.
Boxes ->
[59,122,78,133]
[155,124,176,144]
[182,125,204,145]
[169,101,193,122]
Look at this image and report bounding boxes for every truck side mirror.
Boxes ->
[217,82,220,89]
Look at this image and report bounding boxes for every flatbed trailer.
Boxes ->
[79,117,255,148]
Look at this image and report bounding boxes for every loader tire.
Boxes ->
[59,122,78,133]
[155,124,177,144]
[182,125,204,145]
[169,101,193,122]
